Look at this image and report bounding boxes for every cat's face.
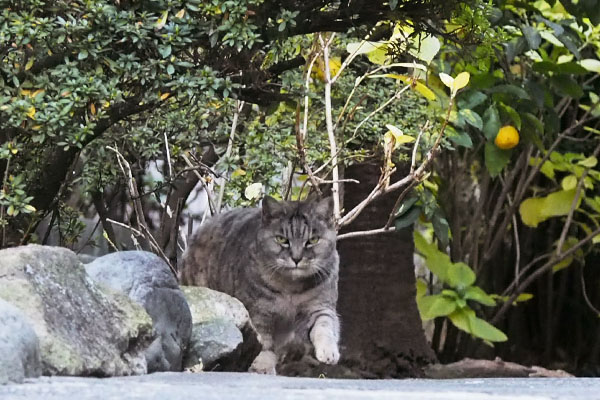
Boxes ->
[257,196,337,279]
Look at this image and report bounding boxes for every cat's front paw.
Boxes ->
[314,341,340,365]
[249,350,277,375]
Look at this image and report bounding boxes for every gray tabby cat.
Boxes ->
[180,195,340,374]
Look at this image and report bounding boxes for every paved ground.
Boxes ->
[1,372,600,400]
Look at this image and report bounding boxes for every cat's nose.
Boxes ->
[291,254,302,265]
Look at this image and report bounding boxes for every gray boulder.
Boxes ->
[0,245,152,377]
[0,299,41,384]
[185,320,243,370]
[86,251,192,372]
[181,286,261,371]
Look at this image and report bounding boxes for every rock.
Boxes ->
[184,319,243,370]
[86,251,192,372]
[0,245,153,377]
[181,286,261,371]
[0,299,41,384]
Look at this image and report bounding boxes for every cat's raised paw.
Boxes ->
[315,342,340,365]
[249,350,277,375]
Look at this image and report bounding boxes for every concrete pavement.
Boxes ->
[1,372,599,400]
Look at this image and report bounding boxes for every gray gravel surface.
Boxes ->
[1,372,600,400]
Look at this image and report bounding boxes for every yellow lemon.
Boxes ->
[494,125,519,149]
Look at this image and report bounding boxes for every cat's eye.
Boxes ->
[307,236,320,246]
[275,235,289,246]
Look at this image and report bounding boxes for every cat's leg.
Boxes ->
[309,312,340,364]
[249,333,277,374]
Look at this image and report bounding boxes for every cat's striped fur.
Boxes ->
[180,196,340,374]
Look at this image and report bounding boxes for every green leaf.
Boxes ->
[413,231,451,284]
[519,189,580,228]
[516,293,534,303]
[449,308,507,342]
[439,73,454,89]
[468,314,508,342]
[452,72,470,92]
[498,103,521,129]
[578,156,598,168]
[521,24,541,49]
[459,109,483,130]
[446,126,473,148]
[167,64,175,75]
[561,175,577,191]
[158,45,172,58]
[539,161,555,180]
[458,90,487,110]
[431,212,450,248]
[417,294,457,320]
[484,142,512,177]
[483,105,501,140]
[521,113,544,150]
[489,84,530,100]
[346,41,386,55]
[394,206,421,230]
[447,262,476,288]
[441,289,459,299]
[416,279,427,298]
[464,286,496,306]
[78,50,88,60]
[409,35,440,64]
[550,75,584,99]
[395,196,418,217]
[580,59,600,73]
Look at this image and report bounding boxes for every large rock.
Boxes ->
[181,286,261,371]
[0,299,41,384]
[0,245,153,377]
[86,251,192,372]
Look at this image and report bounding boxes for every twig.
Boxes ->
[492,224,600,324]
[351,85,411,140]
[411,122,429,173]
[580,264,600,316]
[295,106,323,196]
[181,153,216,215]
[164,131,173,178]
[301,45,323,141]
[1,157,10,247]
[338,96,454,228]
[216,100,244,212]
[107,145,150,247]
[555,141,600,255]
[337,226,397,240]
[106,217,177,277]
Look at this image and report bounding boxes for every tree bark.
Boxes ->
[336,161,436,377]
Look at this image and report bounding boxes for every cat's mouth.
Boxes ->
[280,261,316,277]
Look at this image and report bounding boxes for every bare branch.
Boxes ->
[216,100,244,212]
[337,226,397,241]
[492,224,600,324]
[319,33,341,221]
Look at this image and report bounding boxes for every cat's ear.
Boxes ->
[313,196,334,220]
[262,195,285,221]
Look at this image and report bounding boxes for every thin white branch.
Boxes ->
[337,226,396,240]
[320,33,341,221]
[351,85,411,139]
[216,100,244,212]
[302,47,323,141]
[163,131,173,178]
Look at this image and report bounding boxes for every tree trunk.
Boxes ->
[336,162,436,377]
